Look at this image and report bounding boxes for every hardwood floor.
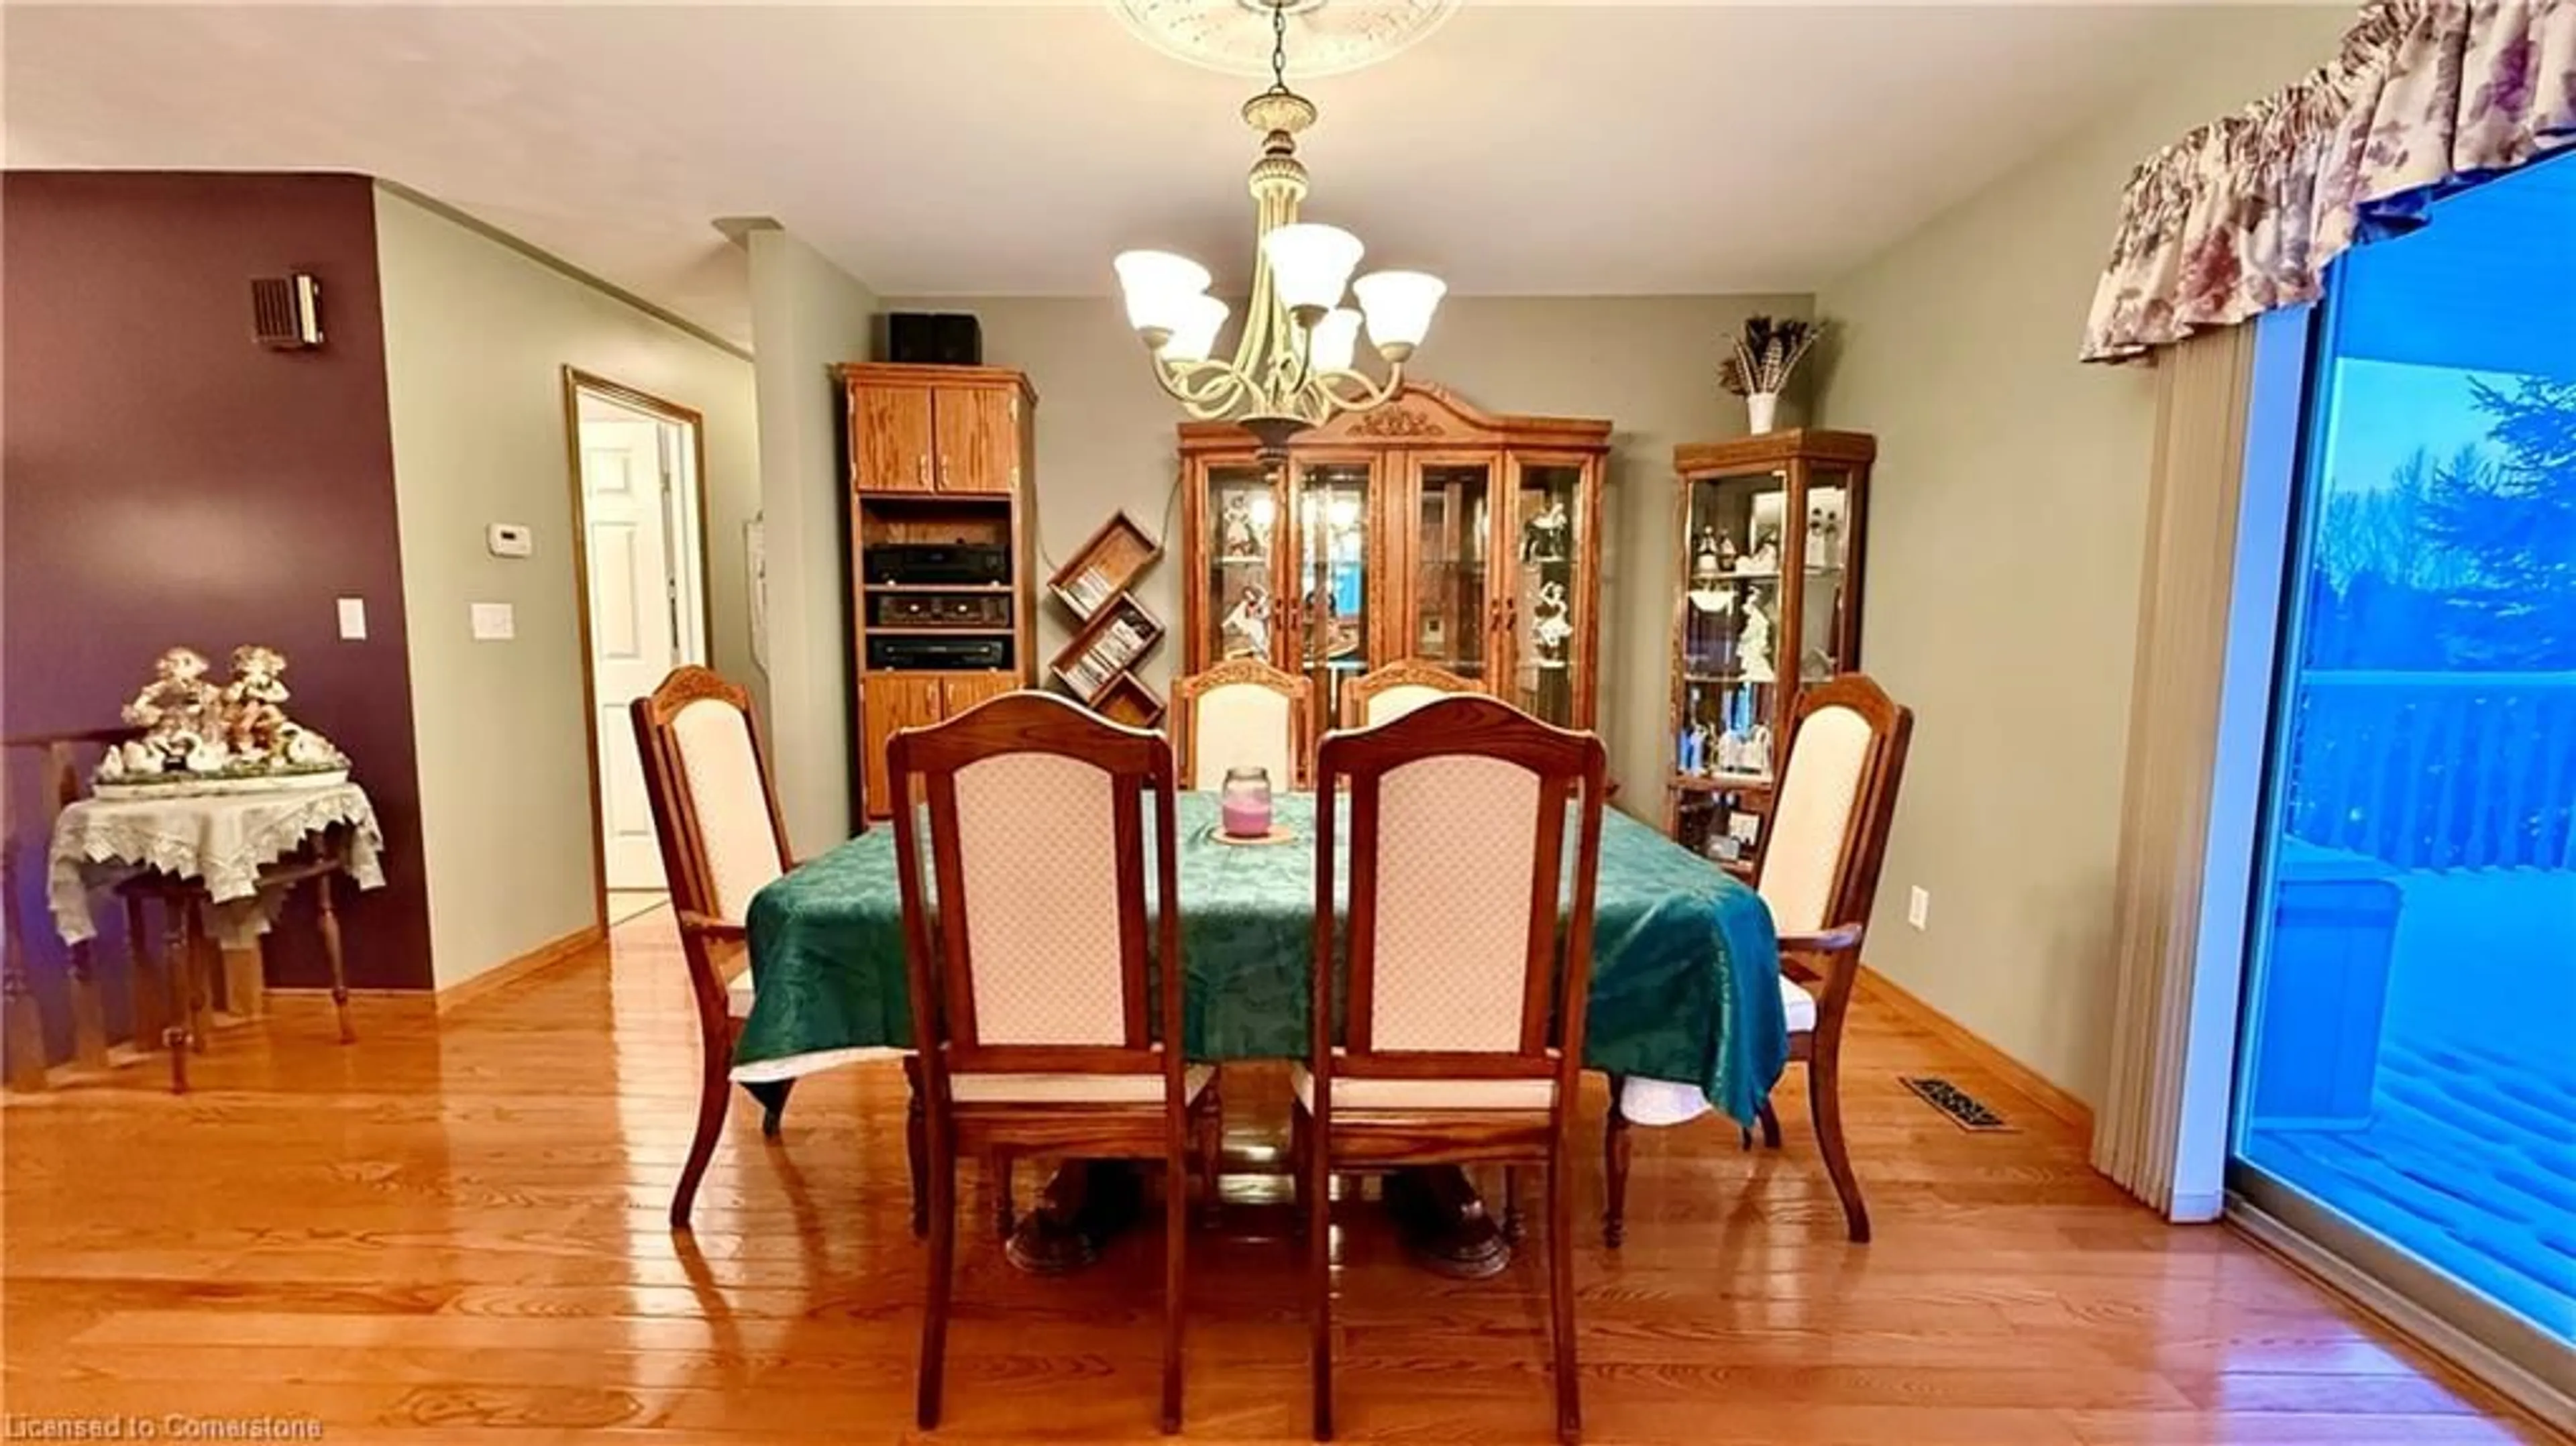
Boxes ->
[3,913,2557,1444]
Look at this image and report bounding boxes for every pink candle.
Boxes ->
[1220,766,1273,838]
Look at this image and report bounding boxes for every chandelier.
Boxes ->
[1112,0,1446,455]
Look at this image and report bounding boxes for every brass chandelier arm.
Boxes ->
[1309,362,1405,419]
[1152,355,1257,417]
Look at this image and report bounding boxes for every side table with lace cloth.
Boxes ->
[46,780,385,1091]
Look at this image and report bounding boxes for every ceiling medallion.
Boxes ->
[1112,0,1448,454]
[1112,0,1460,80]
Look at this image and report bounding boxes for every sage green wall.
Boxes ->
[1811,7,2349,1105]
[883,294,1812,803]
[375,186,761,989]
[748,227,877,856]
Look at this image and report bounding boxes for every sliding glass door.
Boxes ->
[2232,154,2575,1368]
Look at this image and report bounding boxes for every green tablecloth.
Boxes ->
[736,792,1786,1126]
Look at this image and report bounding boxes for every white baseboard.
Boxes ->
[2167,1188,2224,1223]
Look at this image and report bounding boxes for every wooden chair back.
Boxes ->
[888,691,1184,1099]
[1172,658,1311,790]
[630,667,795,930]
[629,667,794,1030]
[1312,695,1608,1101]
[1753,674,1913,942]
[1342,659,1475,729]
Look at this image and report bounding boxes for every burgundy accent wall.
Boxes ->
[2,172,433,1013]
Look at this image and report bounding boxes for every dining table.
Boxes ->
[735,789,1786,1273]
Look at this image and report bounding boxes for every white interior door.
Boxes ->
[582,413,688,891]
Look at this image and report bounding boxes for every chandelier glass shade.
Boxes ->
[1114,2,1444,453]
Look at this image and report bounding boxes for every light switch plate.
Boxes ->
[470,602,516,641]
[1908,886,1931,931]
[336,596,368,641]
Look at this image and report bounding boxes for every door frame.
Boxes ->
[559,366,714,928]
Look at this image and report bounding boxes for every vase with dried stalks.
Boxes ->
[1719,316,1818,434]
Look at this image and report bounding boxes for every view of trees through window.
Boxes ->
[2235,154,2574,1346]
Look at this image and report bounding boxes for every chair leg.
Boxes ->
[917,1135,957,1429]
[1307,1108,1333,1441]
[993,1153,1014,1241]
[1500,1166,1523,1243]
[904,1056,930,1239]
[670,1025,730,1230]
[1547,1143,1580,1445]
[1161,1138,1187,1434]
[1195,1074,1225,1229]
[1288,1105,1309,1230]
[742,1078,794,1139]
[1758,1097,1783,1151]
[1601,1077,1630,1248]
[1808,1054,1870,1244]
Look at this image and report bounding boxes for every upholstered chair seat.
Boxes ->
[949,1065,1216,1107]
[1289,1066,1555,1113]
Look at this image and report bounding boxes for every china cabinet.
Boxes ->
[1666,429,1876,874]
[1177,383,1610,730]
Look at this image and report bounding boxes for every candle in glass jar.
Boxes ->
[1220,766,1273,838]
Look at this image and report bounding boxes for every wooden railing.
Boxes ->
[3,726,143,1089]
[2280,671,2576,873]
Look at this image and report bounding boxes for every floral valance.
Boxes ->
[2082,0,2575,362]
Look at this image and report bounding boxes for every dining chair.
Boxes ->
[890,689,1216,1434]
[1173,657,1312,789]
[1299,694,1607,1444]
[1341,658,1476,728]
[1603,673,1913,1246]
[631,666,909,1231]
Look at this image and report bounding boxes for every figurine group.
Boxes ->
[1678,718,1772,778]
[97,645,347,785]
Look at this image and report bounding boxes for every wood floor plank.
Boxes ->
[3,913,2555,1443]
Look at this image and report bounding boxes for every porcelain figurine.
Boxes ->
[120,647,221,769]
[1739,600,1776,683]
[1807,497,1844,567]
[219,645,294,759]
[1691,528,1725,586]
[1529,579,1574,662]
[1218,494,1265,560]
[1523,498,1571,562]
[1220,583,1272,659]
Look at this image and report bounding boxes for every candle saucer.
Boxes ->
[1208,824,1299,847]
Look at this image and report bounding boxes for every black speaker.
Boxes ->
[888,312,983,366]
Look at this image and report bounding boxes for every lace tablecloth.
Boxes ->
[48,781,387,948]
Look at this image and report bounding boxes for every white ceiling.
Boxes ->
[5,4,2230,346]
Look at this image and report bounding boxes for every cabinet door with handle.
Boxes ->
[853,384,936,493]
[939,671,1017,718]
[859,671,945,818]
[930,386,1018,494]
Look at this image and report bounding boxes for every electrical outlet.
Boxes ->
[1907,886,1931,931]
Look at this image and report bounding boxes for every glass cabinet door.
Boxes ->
[1295,460,1375,723]
[1798,467,1858,682]
[1204,460,1282,666]
[1673,466,1788,867]
[1405,457,1496,684]
[1509,459,1588,726]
